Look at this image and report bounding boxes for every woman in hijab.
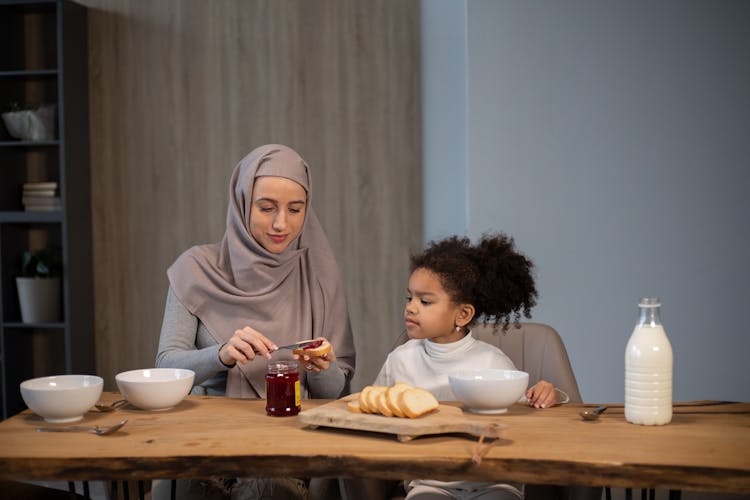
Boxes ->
[157,143,355,399]
[154,144,355,499]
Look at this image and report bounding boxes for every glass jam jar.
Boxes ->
[265,360,300,416]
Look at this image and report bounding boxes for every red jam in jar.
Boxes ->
[265,361,300,416]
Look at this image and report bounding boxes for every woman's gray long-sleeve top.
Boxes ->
[155,286,349,399]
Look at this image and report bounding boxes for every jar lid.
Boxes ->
[267,360,298,373]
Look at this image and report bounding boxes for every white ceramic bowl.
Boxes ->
[115,368,194,410]
[448,369,529,414]
[20,374,103,423]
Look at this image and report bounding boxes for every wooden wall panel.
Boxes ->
[81,0,421,391]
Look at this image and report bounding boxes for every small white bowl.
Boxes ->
[20,374,103,423]
[449,369,529,414]
[115,368,194,411]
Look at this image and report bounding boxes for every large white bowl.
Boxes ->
[448,369,529,414]
[115,368,194,410]
[20,374,103,423]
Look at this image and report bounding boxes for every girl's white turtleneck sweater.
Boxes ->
[373,331,523,498]
[373,331,515,401]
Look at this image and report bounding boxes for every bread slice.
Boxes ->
[398,387,439,418]
[375,389,394,417]
[385,383,412,417]
[366,386,387,415]
[358,386,374,413]
[292,338,332,358]
[348,383,439,419]
[346,399,362,413]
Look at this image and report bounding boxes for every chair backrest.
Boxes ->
[471,322,582,403]
[394,322,583,403]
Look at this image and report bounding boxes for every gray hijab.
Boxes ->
[167,144,354,398]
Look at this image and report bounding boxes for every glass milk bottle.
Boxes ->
[625,297,673,425]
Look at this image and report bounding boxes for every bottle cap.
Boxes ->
[638,297,661,308]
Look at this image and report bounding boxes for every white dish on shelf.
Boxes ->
[2,105,56,141]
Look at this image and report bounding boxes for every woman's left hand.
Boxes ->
[525,380,559,409]
[296,346,337,373]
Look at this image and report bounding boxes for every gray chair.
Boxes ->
[469,322,583,403]
[338,322,601,500]
[470,322,600,500]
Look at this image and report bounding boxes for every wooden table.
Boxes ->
[0,393,748,494]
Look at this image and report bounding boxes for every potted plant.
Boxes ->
[16,247,62,323]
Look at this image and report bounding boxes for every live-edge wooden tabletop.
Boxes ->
[0,392,747,494]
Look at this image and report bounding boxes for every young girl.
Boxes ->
[373,233,564,500]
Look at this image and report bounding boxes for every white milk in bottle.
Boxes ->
[625,297,673,425]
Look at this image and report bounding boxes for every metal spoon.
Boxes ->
[94,399,128,412]
[36,419,128,436]
[580,405,608,421]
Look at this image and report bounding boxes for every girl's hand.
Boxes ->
[295,340,337,373]
[219,326,277,367]
[525,380,559,409]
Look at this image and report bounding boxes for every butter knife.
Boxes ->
[275,339,322,351]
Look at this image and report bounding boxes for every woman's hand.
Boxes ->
[295,338,337,373]
[219,326,277,367]
[525,380,559,409]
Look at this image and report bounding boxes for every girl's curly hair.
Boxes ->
[410,233,537,330]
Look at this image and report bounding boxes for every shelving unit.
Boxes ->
[0,0,93,419]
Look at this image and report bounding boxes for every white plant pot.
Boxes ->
[16,277,61,323]
[1,105,56,141]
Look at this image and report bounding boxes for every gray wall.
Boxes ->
[423,0,750,403]
[422,0,467,239]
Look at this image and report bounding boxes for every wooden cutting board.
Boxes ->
[298,394,506,442]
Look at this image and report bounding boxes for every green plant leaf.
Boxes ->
[20,248,61,277]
